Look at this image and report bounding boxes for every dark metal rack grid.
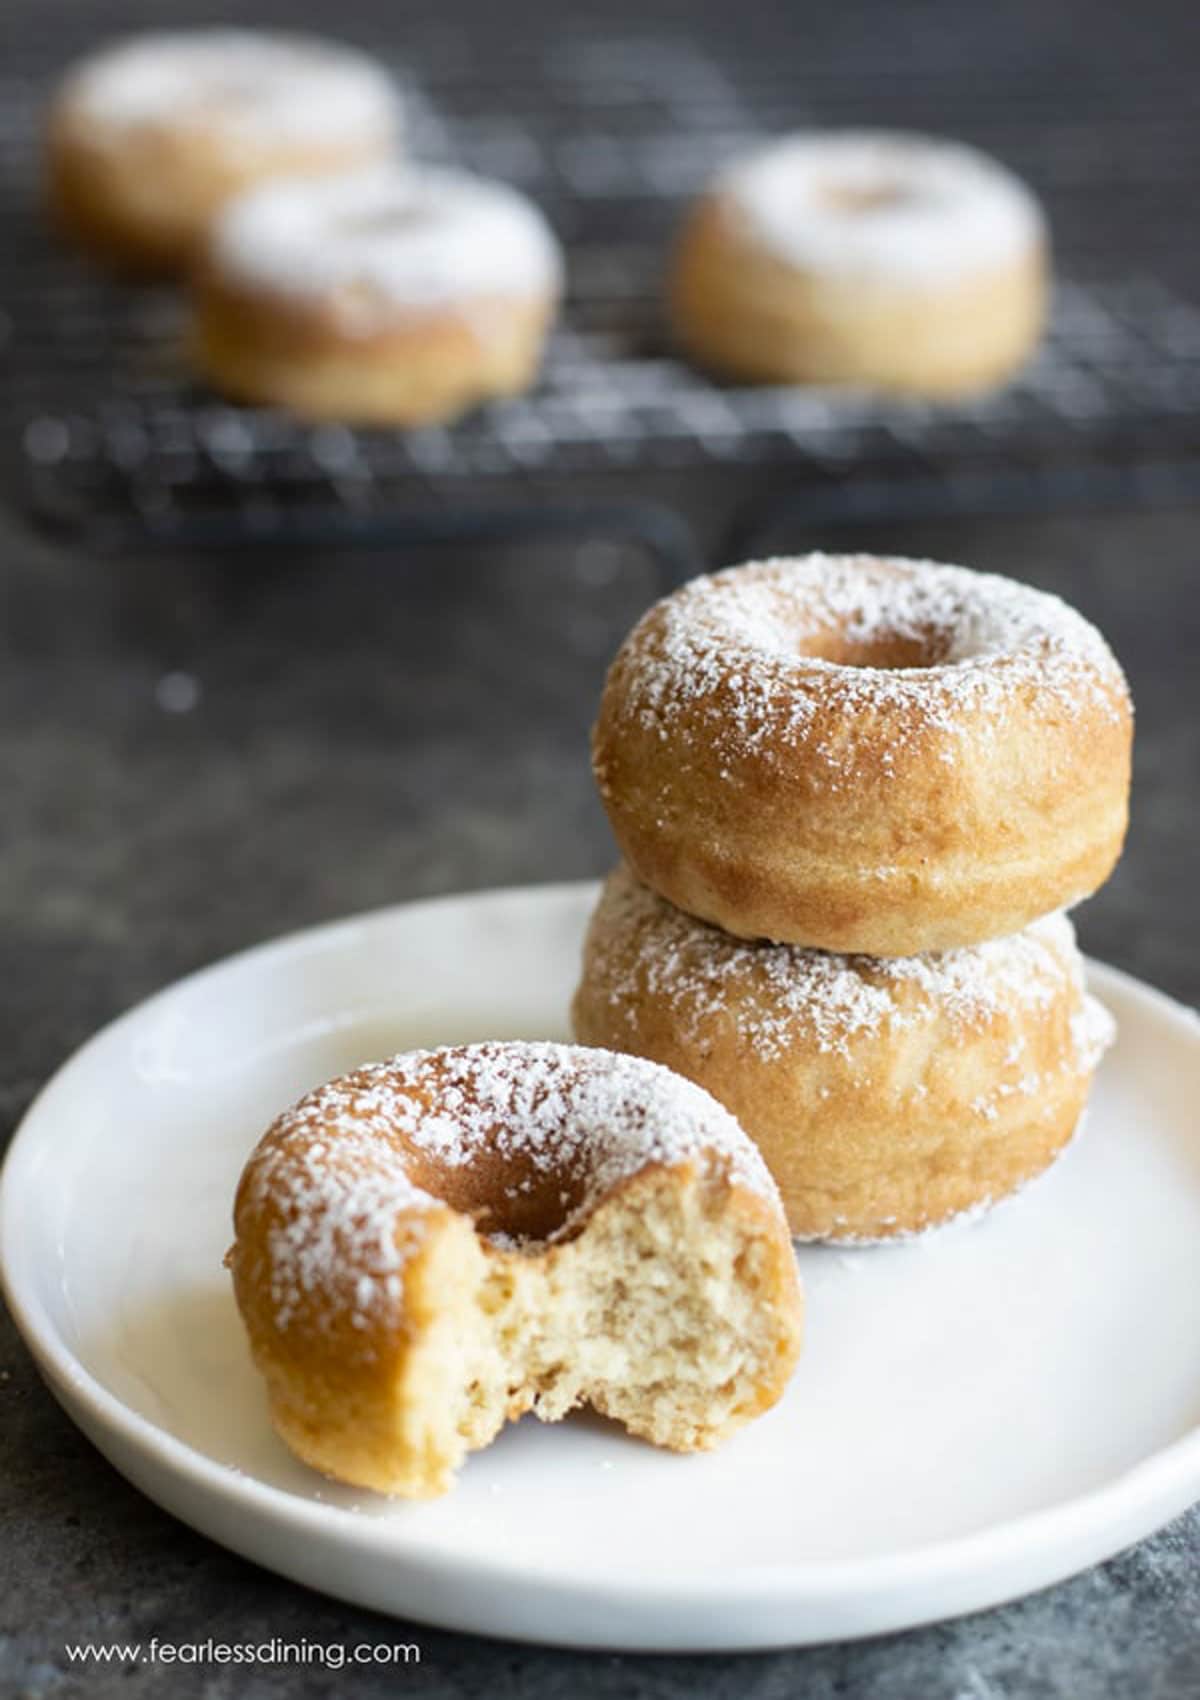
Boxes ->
[3,28,1200,558]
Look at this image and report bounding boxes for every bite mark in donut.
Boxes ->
[228,1041,803,1497]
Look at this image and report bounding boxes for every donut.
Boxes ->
[670,130,1047,395]
[572,867,1115,1242]
[227,1041,803,1498]
[592,554,1132,956]
[47,30,401,273]
[194,166,562,424]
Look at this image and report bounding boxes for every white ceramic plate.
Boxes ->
[4,882,1200,1651]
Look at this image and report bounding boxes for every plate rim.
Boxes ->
[4,879,1200,1642]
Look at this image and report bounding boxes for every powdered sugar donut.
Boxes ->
[47,30,401,272]
[228,1041,802,1497]
[194,165,562,423]
[592,554,1132,956]
[573,867,1115,1241]
[670,131,1047,394]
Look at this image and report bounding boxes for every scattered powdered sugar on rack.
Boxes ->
[716,131,1044,285]
[612,554,1129,770]
[585,865,1109,1066]
[60,30,401,147]
[237,1040,777,1335]
[210,165,563,327]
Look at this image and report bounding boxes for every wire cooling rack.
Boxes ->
[3,25,1200,558]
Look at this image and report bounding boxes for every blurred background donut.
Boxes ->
[47,30,402,272]
[670,131,1047,395]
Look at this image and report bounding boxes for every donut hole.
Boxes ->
[817,177,911,215]
[393,1125,594,1245]
[197,76,266,115]
[798,622,957,670]
[338,202,434,238]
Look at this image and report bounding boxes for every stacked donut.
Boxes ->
[573,553,1133,1242]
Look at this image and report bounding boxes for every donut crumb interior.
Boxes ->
[268,1161,797,1498]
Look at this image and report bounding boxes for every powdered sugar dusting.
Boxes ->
[609,554,1128,774]
[237,1040,778,1335]
[210,165,562,326]
[379,1041,775,1206]
[237,1117,434,1337]
[718,130,1043,284]
[583,866,1100,1065]
[60,30,400,147]
[1073,994,1117,1071]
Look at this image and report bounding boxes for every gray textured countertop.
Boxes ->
[2,497,1199,1698]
